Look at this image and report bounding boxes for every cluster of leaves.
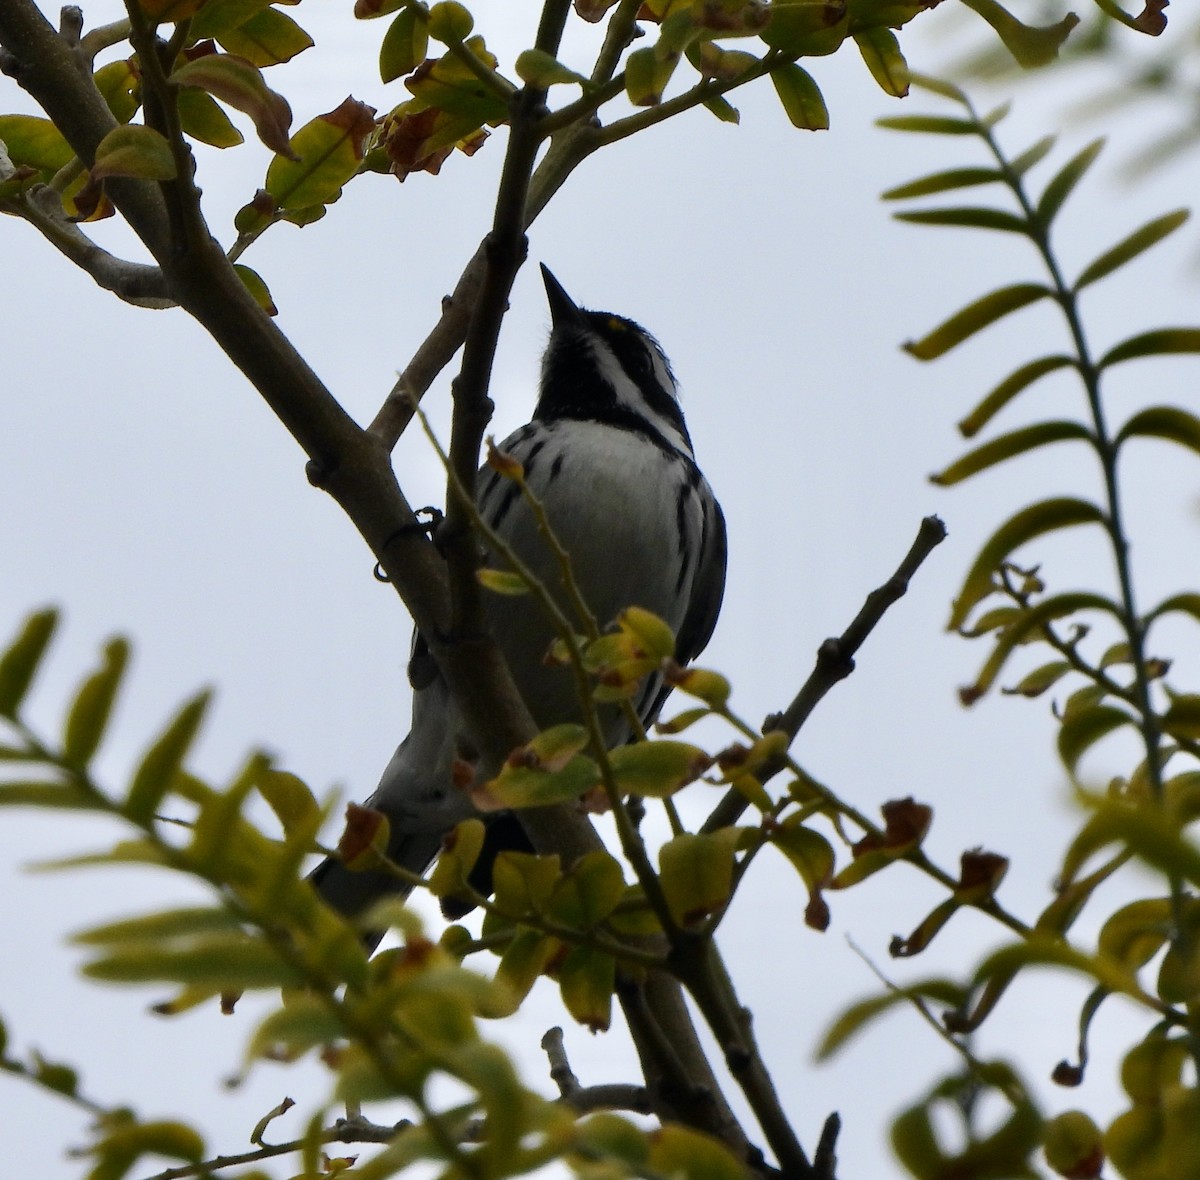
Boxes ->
[813,76,1200,1180]
[0,608,762,1179]
[0,0,1150,316]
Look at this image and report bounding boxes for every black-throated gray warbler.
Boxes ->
[313,266,727,927]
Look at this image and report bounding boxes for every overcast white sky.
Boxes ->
[3,3,1200,1176]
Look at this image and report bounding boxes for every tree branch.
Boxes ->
[5,185,173,306]
[703,514,948,835]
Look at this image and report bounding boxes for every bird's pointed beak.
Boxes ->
[541,264,586,329]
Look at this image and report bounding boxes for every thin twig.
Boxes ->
[703,515,948,835]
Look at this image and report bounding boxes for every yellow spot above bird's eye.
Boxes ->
[606,317,625,333]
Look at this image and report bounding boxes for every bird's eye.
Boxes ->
[630,347,654,379]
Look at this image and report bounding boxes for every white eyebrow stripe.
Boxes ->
[587,335,693,455]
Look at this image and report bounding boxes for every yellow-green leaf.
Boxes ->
[558,945,614,1032]
[514,48,589,88]
[94,60,141,124]
[959,0,1080,67]
[957,355,1074,437]
[1058,704,1135,774]
[894,206,1029,234]
[177,87,243,148]
[646,1123,746,1179]
[547,850,625,929]
[0,115,72,174]
[476,567,530,595]
[877,113,977,135]
[380,6,429,83]
[0,608,58,719]
[74,906,242,946]
[266,97,377,210]
[904,283,1051,361]
[624,46,678,106]
[817,978,965,1059]
[1116,405,1200,459]
[1100,328,1200,369]
[1035,138,1104,229]
[94,1120,205,1165]
[62,638,128,770]
[1097,898,1171,970]
[1075,208,1189,291]
[233,263,276,315]
[426,0,473,41]
[658,829,739,927]
[854,27,909,97]
[83,935,302,989]
[607,740,710,798]
[216,7,313,66]
[90,125,176,182]
[770,62,828,130]
[949,499,1106,631]
[931,420,1092,486]
[427,817,486,898]
[124,691,211,824]
[883,166,1003,200]
[170,54,294,156]
[257,770,320,837]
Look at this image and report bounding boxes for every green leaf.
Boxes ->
[514,49,590,89]
[770,62,828,130]
[1035,138,1104,229]
[957,355,1074,437]
[816,979,965,1059]
[476,568,530,595]
[380,7,429,83]
[647,1124,746,1179]
[216,7,313,66]
[74,906,242,945]
[624,46,678,106]
[1115,405,1200,460]
[1148,592,1200,629]
[265,97,377,210]
[547,850,625,929]
[607,741,710,798]
[427,817,485,899]
[170,54,294,156]
[492,928,555,1013]
[904,283,1051,361]
[959,0,1080,67]
[1058,703,1135,773]
[702,94,740,124]
[908,74,969,104]
[948,498,1107,631]
[558,945,614,1032]
[1009,134,1056,176]
[491,850,561,918]
[258,770,320,837]
[893,206,1029,235]
[63,638,129,769]
[177,88,243,148]
[426,0,473,41]
[90,125,176,182]
[0,115,73,173]
[658,829,739,928]
[83,934,303,988]
[959,593,1121,701]
[1075,209,1189,290]
[1097,898,1172,970]
[0,608,58,719]
[853,28,909,97]
[124,691,211,824]
[931,420,1093,486]
[406,38,508,120]
[233,264,276,315]
[1163,694,1200,741]
[190,0,271,38]
[1100,328,1200,369]
[0,782,93,808]
[1003,659,1071,698]
[877,113,977,135]
[248,995,343,1059]
[882,166,1003,200]
[94,60,141,124]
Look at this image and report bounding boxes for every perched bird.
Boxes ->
[312,265,727,929]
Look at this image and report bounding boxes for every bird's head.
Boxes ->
[536,265,693,456]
